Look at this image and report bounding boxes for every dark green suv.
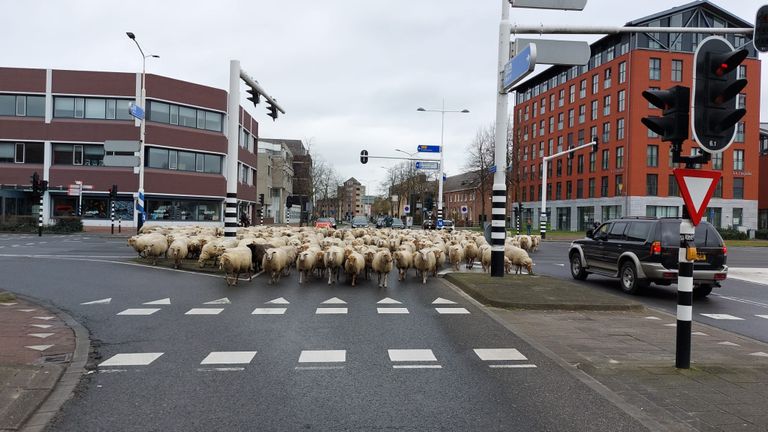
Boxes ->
[568,217,728,297]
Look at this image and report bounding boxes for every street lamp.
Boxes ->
[126,32,159,233]
[416,99,470,226]
[395,148,417,158]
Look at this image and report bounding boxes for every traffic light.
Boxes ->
[258,193,264,205]
[754,5,768,53]
[110,184,118,199]
[641,85,690,143]
[692,36,748,153]
[40,180,48,193]
[591,136,599,153]
[246,87,260,106]
[425,195,434,212]
[360,150,368,164]
[568,145,574,160]
[266,103,278,121]
[30,172,40,194]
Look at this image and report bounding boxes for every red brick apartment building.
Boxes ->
[0,67,259,227]
[511,1,761,231]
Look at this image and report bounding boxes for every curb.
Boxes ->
[15,294,90,432]
[437,277,680,432]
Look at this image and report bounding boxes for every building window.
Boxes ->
[540,97,546,114]
[649,58,661,80]
[668,175,679,196]
[145,199,222,221]
[588,178,595,198]
[579,79,586,98]
[603,68,612,89]
[712,152,722,170]
[600,177,608,197]
[54,96,132,120]
[52,143,103,166]
[601,149,609,170]
[557,113,564,131]
[646,174,658,195]
[615,175,623,196]
[568,109,574,128]
[590,100,598,121]
[0,94,45,118]
[616,118,625,140]
[592,74,599,94]
[603,95,611,116]
[559,89,565,107]
[556,183,562,200]
[576,180,584,198]
[733,208,743,226]
[733,150,744,170]
[737,65,746,80]
[589,152,596,173]
[549,116,554,133]
[616,147,623,169]
[145,147,222,174]
[556,159,562,177]
[671,60,683,82]
[735,122,745,142]
[549,94,555,111]
[578,105,585,124]
[602,122,611,143]
[713,178,723,198]
[733,178,744,199]
[148,100,223,132]
[0,142,44,164]
[566,158,573,176]
[590,126,597,143]
[618,61,626,83]
[646,205,679,218]
[618,90,625,112]
[647,145,658,167]
[577,155,584,174]
[569,85,575,103]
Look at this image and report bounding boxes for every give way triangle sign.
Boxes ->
[673,168,721,226]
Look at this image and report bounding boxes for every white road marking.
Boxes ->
[321,297,346,305]
[664,323,676,327]
[298,350,346,363]
[377,308,409,314]
[474,348,527,361]
[295,366,345,370]
[692,332,708,336]
[252,308,287,315]
[197,367,245,372]
[117,308,160,316]
[435,308,470,314]
[143,298,171,305]
[185,308,224,315]
[388,349,437,362]
[28,333,55,339]
[99,353,164,367]
[0,302,17,306]
[204,298,230,305]
[488,364,537,369]
[749,352,768,358]
[265,297,289,304]
[393,365,443,369]
[700,313,744,320]
[200,351,257,365]
[19,309,36,312]
[33,316,54,320]
[29,324,52,329]
[718,341,740,346]
[554,263,565,267]
[644,316,662,320]
[432,298,457,305]
[377,298,402,304]
[711,294,768,310]
[25,345,54,351]
[316,308,347,314]
[757,315,768,320]
[81,298,112,305]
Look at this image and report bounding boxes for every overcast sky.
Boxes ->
[4,0,765,195]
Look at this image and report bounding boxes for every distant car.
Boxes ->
[351,216,369,228]
[422,219,435,230]
[439,219,455,232]
[376,217,386,228]
[316,217,335,229]
[391,218,405,229]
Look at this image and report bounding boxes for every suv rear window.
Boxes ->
[625,222,652,242]
[660,221,723,247]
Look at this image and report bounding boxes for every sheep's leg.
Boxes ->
[422,272,427,284]
[328,269,332,285]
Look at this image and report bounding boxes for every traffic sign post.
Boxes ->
[129,103,145,120]
[415,161,439,170]
[403,205,411,214]
[417,145,440,153]
[460,205,468,215]
[502,43,537,93]
[673,169,721,227]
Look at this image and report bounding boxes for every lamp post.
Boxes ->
[126,32,159,233]
[417,100,469,228]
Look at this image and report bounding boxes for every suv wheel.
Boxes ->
[694,284,713,299]
[619,261,646,295]
[569,252,588,280]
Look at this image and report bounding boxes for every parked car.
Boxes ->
[376,217,386,228]
[422,219,435,230]
[391,218,405,229]
[315,217,333,229]
[438,219,455,232]
[351,216,369,228]
[568,217,727,297]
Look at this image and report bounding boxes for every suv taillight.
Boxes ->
[651,241,662,255]
[722,245,727,256]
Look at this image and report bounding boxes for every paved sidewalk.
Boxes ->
[444,273,768,432]
[0,293,86,432]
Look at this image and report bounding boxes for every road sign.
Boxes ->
[513,38,590,66]
[509,0,587,10]
[503,43,537,92]
[673,169,722,226]
[488,165,497,174]
[460,205,468,214]
[129,103,145,120]
[104,155,141,167]
[104,140,141,153]
[415,161,439,170]
[417,145,440,153]
[436,219,444,229]
[403,205,411,214]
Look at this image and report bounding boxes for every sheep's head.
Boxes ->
[524,258,534,274]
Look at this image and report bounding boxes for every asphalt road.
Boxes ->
[0,233,647,432]
[529,239,768,344]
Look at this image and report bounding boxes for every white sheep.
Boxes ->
[142,234,169,265]
[344,251,366,287]
[505,244,534,275]
[295,250,317,284]
[262,248,289,284]
[219,246,254,286]
[168,238,189,269]
[518,235,532,252]
[481,247,492,273]
[464,242,479,269]
[448,244,464,271]
[413,249,436,284]
[324,246,344,285]
[393,250,413,281]
[372,250,393,288]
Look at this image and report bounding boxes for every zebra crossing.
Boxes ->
[96,347,537,371]
[80,296,473,317]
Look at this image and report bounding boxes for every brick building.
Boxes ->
[512,1,761,231]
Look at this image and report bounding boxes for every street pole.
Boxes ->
[438,99,445,225]
[491,0,511,277]
[224,60,240,237]
[540,157,548,239]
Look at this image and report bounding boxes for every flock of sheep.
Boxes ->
[127,225,540,287]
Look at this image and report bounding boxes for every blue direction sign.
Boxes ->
[415,161,439,170]
[129,103,145,120]
[436,219,444,229]
[417,145,440,153]
[503,43,537,92]
[488,165,497,174]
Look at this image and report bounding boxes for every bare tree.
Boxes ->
[464,123,496,222]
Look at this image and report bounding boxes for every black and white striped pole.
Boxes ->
[110,200,116,235]
[38,192,43,237]
[224,60,241,238]
[676,212,695,369]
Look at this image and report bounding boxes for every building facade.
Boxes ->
[759,123,768,230]
[512,1,761,231]
[256,140,293,224]
[338,178,365,221]
[0,67,259,227]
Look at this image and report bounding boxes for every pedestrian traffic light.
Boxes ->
[258,193,264,205]
[266,103,278,121]
[568,145,574,160]
[425,195,434,212]
[360,150,368,164]
[641,85,690,143]
[692,36,748,153]
[30,172,40,194]
[40,180,48,193]
[754,5,768,53]
[246,87,260,106]
[591,136,599,153]
[110,184,118,199]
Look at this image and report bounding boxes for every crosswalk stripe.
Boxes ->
[435,308,470,314]
[377,308,409,314]
[316,308,347,314]
[298,350,346,363]
[252,308,287,315]
[99,353,164,367]
[185,308,224,315]
[117,308,160,316]
[200,351,257,365]
[265,297,290,304]
[757,315,768,320]
[700,313,744,320]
